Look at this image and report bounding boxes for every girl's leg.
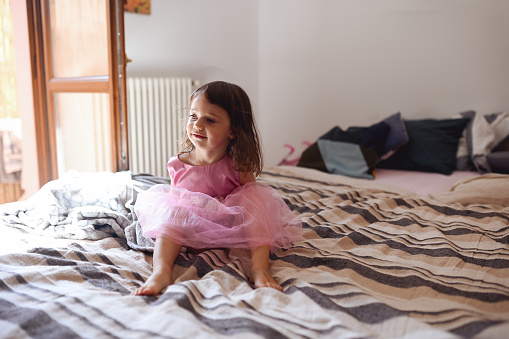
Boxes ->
[133,237,182,296]
[250,245,282,291]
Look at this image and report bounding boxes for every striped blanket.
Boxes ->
[1,167,508,338]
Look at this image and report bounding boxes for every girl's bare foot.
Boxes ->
[133,270,172,296]
[133,237,182,296]
[250,245,282,291]
[252,267,283,291]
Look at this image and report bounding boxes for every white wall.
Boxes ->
[125,0,509,167]
[124,0,259,102]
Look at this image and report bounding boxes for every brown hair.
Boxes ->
[180,81,263,177]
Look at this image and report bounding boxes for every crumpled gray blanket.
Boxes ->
[0,171,167,249]
[124,173,172,251]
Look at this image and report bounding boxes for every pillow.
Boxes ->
[316,139,378,179]
[377,118,470,175]
[297,142,328,172]
[455,110,476,171]
[456,111,509,173]
[297,112,408,179]
[493,135,509,152]
[346,112,409,159]
[486,152,509,174]
[378,112,410,159]
[297,131,381,179]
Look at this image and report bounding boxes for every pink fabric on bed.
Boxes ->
[373,169,480,195]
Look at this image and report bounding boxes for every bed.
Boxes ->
[1,111,509,338]
[0,164,508,339]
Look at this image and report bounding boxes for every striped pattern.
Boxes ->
[1,167,508,338]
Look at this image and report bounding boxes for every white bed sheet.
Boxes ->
[373,168,480,195]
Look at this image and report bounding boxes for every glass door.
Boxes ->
[28,0,127,182]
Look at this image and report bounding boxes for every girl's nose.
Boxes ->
[194,120,204,131]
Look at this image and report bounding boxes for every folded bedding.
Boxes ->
[430,173,509,207]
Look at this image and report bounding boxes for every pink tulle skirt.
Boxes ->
[134,182,303,252]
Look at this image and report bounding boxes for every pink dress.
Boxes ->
[134,155,303,252]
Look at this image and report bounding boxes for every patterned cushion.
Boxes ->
[456,111,509,173]
[297,112,408,179]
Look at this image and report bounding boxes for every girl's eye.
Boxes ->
[207,118,216,123]
[189,114,197,120]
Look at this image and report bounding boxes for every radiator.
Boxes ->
[127,77,193,177]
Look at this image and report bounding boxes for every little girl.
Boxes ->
[133,81,303,295]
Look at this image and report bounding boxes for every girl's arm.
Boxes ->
[239,171,256,185]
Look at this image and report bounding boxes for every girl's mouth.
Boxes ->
[193,133,206,139]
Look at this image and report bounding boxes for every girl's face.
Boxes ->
[187,94,233,154]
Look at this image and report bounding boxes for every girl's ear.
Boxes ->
[229,130,234,139]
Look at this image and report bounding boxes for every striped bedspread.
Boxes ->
[0,167,508,338]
